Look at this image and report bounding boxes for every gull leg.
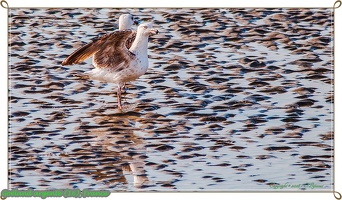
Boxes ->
[117,83,123,111]
[120,83,126,93]
[121,82,127,103]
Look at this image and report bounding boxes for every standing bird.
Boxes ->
[117,14,138,50]
[62,23,158,111]
[117,14,138,91]
[118,14,136,30]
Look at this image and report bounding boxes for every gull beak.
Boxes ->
[149,29,159,36]
[133,18,139,25]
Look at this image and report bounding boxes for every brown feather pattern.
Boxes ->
[62,30,135,68]
[125,31,136,49]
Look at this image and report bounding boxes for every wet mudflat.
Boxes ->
[8,8,333,191]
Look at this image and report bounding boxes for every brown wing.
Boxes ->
[92,30,136,71]
[125,31,136,49]
[62,30,134,66]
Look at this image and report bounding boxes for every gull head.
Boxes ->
[119,14,136,30]
[137,23,159,36]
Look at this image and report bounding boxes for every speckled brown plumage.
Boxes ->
[125,31,136,49]
[62,30,135,71]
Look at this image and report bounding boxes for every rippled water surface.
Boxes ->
[9,8,333,191]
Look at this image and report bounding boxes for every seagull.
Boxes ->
[117,14,138,50]
[62,23,158,111]
[118,13,136,30]
[117,14,138,90]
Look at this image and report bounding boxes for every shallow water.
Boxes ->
[8,8,333,191]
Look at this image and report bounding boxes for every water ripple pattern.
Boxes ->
[8,8,333,191]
